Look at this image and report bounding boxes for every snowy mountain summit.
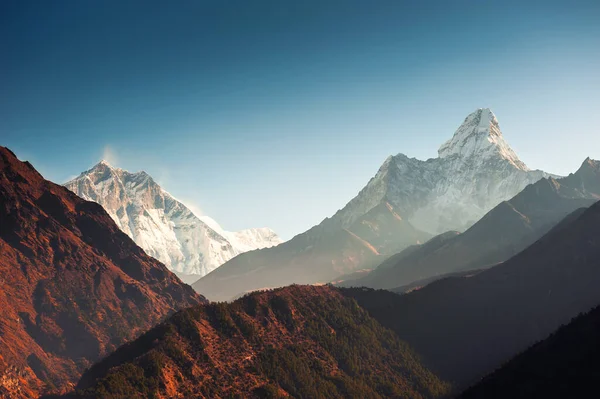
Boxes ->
[438,108,527,170]
[64,162,282,278]
[328,108,551,235]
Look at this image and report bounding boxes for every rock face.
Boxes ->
[62,285,449,399]
[194,108,550,301]
[0,147,203,398]
[64,162,282,278]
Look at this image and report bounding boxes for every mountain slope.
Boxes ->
[57,285,448,399]
[195,202,430,301]
[459,304,600,399]
[64,162,281,278]
[0,147,203,398]
[346,158,600,290]
[194,108,549,301]
[344,199,600,389]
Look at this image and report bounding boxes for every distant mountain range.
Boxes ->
[64,161,282,279]
[342,157,600,290]
[0,147,202,398]
[194,108,551,301]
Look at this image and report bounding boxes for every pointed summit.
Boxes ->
[563,157,600,195]
[86,159,116,174]
[579,157,600,173]
[438,108,528,171]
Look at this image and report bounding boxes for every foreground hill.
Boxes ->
[344,199,600,389]
[65,161,282,279]
[195,108,548,301]
[459,303,600,398]
[345,157,600,290]
[0,147,203,397]
[58,285,448,399]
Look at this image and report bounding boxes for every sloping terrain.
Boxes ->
[195,201,430,301]
[57,285,448,399]
[459,304,600,398]
[344,200,600,389]
[0,147,203,398]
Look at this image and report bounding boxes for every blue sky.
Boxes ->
[2,0,599,239]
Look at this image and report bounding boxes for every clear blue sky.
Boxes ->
[2,0,599,239]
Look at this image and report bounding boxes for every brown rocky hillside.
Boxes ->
[0,147,204,398]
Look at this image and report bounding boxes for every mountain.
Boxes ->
[0,147,203,398]
[64,162,282,279]
[56,285,449,399]
[344,199,600,390]
[344,157,600,290]
[328,108,549,235]
[459,303,600,399]
[194,108,549,301]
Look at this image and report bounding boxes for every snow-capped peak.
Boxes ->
[88,160,119,173]
[64,164,283,278]
[79,160,120,180]
[438,108,528,171]
[328,108,551,236]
